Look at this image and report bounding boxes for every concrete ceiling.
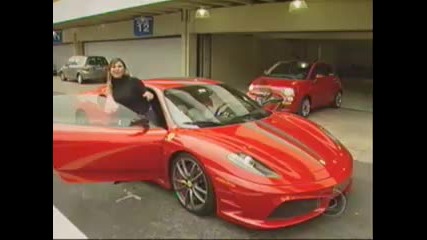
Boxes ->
[53,0,291,29]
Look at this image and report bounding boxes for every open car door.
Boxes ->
[53,94,168,183]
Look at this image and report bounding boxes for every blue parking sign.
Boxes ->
[53,30,62,44]
[134,17,153,37]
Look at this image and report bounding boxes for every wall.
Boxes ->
[61,13,182,43]
[59,0,372,43]
[210,35,259,90]
[335,40,373,77]
[305,39,373,77]
[265,39,373,78]
[190,0,372,33]
[256,39,299,72]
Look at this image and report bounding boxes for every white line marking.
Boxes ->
[53,205,87,239]
[116,189,142,203]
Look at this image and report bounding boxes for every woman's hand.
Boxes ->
[143,91,154,101]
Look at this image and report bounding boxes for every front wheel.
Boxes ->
[298,97,311,118]
[77,74,84,84]
[171,153,215,216]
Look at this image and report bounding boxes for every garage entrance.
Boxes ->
[84,37,183,79]
[200,33,372,112]
[53,44,74,70]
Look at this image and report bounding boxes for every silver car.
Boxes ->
[59,56,108,84]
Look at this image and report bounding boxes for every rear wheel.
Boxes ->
[171,153,215,216]
[332,91,343,108]
[60,72,66,81]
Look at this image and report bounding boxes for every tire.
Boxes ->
[298,97,311,118]
[171,153,215,216]
[60,72,66,81]
[332,91,343,108]
[77,74,84,84]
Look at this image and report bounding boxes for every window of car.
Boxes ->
[53,92,167,130]
[95,90,167,129]
[163,84,271,129]
[312,64,333,79]
[86,56,108,66]
[67,57,77,65]
[265,61,312,80]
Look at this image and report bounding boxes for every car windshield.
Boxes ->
[164,84,271,128]
[265,61,312,80]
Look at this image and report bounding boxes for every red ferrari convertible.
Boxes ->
[53,78,353,230]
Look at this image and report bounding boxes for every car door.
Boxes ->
[308,63,330,107]
[61,57,73,79]
[53,94,168,183]
[307,63,325,108]
[70,56,86,80]
[323,64,342,105]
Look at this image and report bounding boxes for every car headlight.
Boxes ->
[227,153,280,179]
[282,88,295,97]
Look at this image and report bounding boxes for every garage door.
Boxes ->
[53,44,74,68]
[84,37,182,79]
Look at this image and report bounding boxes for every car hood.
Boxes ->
[250,76,309,89]
[187,113,351,185]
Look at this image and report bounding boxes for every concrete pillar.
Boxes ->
[72,31,84,55]
[181,10,197,77]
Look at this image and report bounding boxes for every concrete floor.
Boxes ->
[53,77,373,239]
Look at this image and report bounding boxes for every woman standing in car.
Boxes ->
[104,58,154,122]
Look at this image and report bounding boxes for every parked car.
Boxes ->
[247,60,343,117]
[53,78,353,230]
[58,55,108,84]
[53,64,57,76]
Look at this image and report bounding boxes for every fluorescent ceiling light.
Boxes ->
[289,0,308,12]
[195,7,210,19]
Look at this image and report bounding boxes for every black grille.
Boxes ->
[267,199,320,220]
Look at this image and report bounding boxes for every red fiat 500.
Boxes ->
[247,60,343,117]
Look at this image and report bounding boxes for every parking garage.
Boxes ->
[53,0,372,112]
[53,0,373,238]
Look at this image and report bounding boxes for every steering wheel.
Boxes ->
[213,103,227,116]
[213,103,235,119]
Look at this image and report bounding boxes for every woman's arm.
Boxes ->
[142,91,154,101]
[132,77,154,101]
